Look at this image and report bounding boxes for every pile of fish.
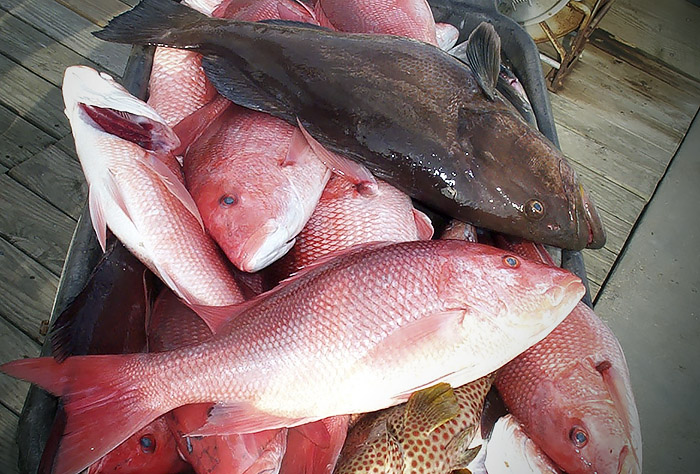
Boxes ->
[1,0,641,473]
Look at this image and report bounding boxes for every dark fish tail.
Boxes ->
[94,0,208,46]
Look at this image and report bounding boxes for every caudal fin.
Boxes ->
[94,0,208,45]
[1,355,164,474]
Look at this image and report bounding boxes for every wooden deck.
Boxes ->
[0,0,698,472]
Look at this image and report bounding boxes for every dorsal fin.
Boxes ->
[465,22,501,101]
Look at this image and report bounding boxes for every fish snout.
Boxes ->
[237,222,296,272]
[545,274,584,309]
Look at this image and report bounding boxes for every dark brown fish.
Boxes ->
[94,0,605,250]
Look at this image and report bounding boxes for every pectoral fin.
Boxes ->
[404,383,460,435]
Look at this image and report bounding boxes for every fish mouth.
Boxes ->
[617,444,642,474]
[236,223,297,272]
[545,274,585,310]
[578,184,606,249]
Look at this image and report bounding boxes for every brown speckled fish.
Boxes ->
[335,377,492,473]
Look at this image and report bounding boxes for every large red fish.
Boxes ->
[149,288,288,474]
[2,240,583,474]
[62,66,245,330]
[493,235,642,474]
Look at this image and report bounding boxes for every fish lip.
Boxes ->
[235,223,297,272]
[579,184,606,249]
[617,444,642,474]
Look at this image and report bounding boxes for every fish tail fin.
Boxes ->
[1,355,164,474]
[94,0,208,46]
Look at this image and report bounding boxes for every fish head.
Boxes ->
[191,171,300,272]
[438,242,584,339]
[86,416,187,474]
[526,357,642,474]
[457,107,605,250]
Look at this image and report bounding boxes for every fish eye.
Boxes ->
[525,199,545,220]
[569,426,588,448]
[219,194,237,207]
[502,255,520,268]
[140,435,156,454]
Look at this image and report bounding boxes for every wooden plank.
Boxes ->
[558,124,662,200]
[550,92,669,167]
[0,104,55,168]
[0,0,130,76]
[589,29,700,100]
[0,8,98,87]
[0,54,68,138]
[557,51,688,154]
[589,280,601,301]
[0,175,76,275]
[597,208,632,257]
[0,237,58,343]
[0,318,41,415]
[571,163,646,226]
[55,0,130,27]
[599,0,700,80]
[0,402,20,474]
[9,145,87,220]
[579,46,699,117]
[0,163,7,174]
[582,246,618,288]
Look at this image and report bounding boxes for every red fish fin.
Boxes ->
[140,152,205,231]
[296,118,378,195]
[172,95,230,156]
[241,428,289,474]
[278,0,317,22]
[412,209,434,240]
[186,302,246,334]
[88,184,108,252]
[436,22,459,51]
[282,126,312,166]
[1,355,162,474]
[312,2,335,29]
[283,416,349,474]
[381,309,467,356]
[190,401,315,436]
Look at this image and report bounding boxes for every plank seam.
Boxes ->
[0,53,65,139]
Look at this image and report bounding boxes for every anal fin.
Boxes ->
[189,401,315,436]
